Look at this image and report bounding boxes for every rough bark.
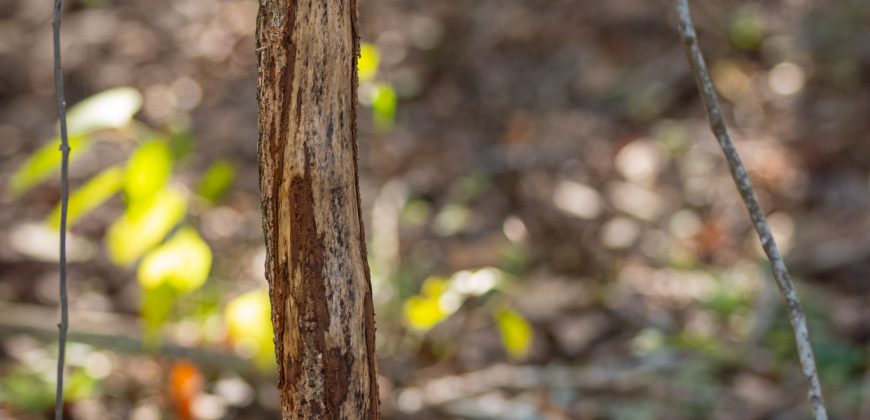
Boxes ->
[255,0,380,418]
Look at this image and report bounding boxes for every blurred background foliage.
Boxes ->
[1,0,869,419]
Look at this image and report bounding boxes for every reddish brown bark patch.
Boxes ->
[286,147,335,417]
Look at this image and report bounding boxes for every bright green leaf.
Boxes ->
[125,139,173,205]
[197,160,236,203]
[7,135,90,197]
[106,187,187,265]
[66,87,143,135]
[372,83,397,132]
[65,369,97,401]
[495,307,533,358]
[138,227,212,293]
[225,289,275,369]
[358,43,380,82]
[47,165,124,229]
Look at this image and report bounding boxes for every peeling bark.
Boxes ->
[256,0,379,418]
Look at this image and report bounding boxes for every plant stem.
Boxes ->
[673,1,828,419]
[52,0,70,418]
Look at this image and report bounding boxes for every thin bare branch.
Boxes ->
[673,1,828,419]
[51,0,71,418]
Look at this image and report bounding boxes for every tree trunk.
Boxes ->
[255,1,380,418]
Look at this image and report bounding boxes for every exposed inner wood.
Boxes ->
[256,0,379,418]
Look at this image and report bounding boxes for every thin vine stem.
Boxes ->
[673,1,828,419]
[52,0,71,418]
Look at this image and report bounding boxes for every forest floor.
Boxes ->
[1,0,870,419]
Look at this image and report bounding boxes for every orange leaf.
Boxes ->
[168,361,202,420]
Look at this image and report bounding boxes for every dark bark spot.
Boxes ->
[325,347,351,412]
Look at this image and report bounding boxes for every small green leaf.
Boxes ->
[47,166,124,229]
[141,283,177,344]
[401,198,430,226]
[0,366,96,410]
[455,173,491,202]
[67,87,143,135]
[358,43,380,83]
[0,369,54,412]
[372,83,397,131]
[7,135,90,197]
[106,187,187,265]
[729,10,765,51]
[433,203,470,236]
[495,307,533,358]
[125,139,173,205]
[65,369,97,401]
[225,289,275,369]
[168,123,194,161]
[197,160,236,203]
[138,227,212,293]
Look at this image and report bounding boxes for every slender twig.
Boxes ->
[52,0,71,418]
[673,1,828,419]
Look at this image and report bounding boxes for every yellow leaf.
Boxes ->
[137,227,212,293]
[403,277,459,331]
[106,187,187,265]
[225,290,275,369]
[495,307,533,358]
[7,135,90,197]
[358,43,380,83]
[125,139,173,205]
[47,165,124,229]
[421,276,448,297]
[403,295,447,331]
[7,87,142,198]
